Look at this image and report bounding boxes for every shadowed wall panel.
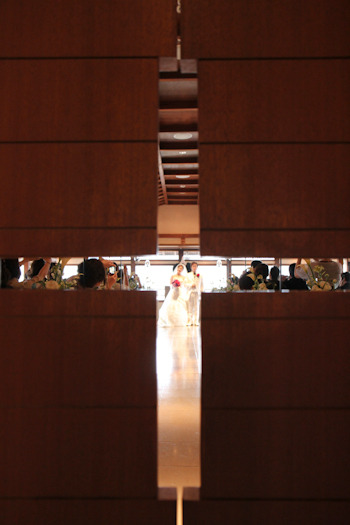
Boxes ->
[0,59,158,255]
[0,499,177,525]
[0,0,177,58]
[0,59,158,142]
[199,60,350,143]
[183,293,350,521]
[184,498,350,525]
[0,143,157,256]
[200,144,350,256]
[0,291,176,521]
[182,0,350,58]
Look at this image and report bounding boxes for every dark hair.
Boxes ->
[251,260,262,269]
[239,274,254,290]
[270,266,280,281]
[289,263,296,278]
[255,263,268,280]
[341,272,350,283]
[1,258,20,287]
[31,258,45,277]
[77,259,106,288]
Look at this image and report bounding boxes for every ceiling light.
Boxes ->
[176,175,190,179]
[173,132,193,140]
[180,185,186,188]
[178,151,187,155]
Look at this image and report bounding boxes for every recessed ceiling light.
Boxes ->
[180,185,186,188]
[176,175,190,179]
[173,132,193,140]
[178,151,187,155]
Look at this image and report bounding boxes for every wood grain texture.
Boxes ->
[201,410,350,499]
[0,408,157,498]
[0,59,158,141]
[198,60,350,143]
[182,0,350,59]
[199,144,350,255]
[0,499,176,525]
[0,316,156,407]
[0,228,157,258]
[0,0,177,58]
[200,229,350,258]
[201,295,350,408]
[0,143,157,228]
[183,499,350,525]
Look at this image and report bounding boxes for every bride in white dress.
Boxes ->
[158,263,189,327]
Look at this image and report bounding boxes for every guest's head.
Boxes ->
[255,263,268,280]
[30,258,45,277]
[77,259,106,288]
[1,258,20,288]
[270,266,280,281]
[289,263,296,278]
[239,274,254,290]
[251,260,262,269]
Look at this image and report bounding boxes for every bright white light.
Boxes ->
[178,151,187,155]
[176,175,190,179]
[173,132,193,140]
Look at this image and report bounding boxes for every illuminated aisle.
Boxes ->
[157,325,201,525]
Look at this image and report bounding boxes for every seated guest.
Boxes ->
[295,258,343,289]
[282,263,308,290]
[254,263,269,281]
[1,259,21,288]
[267,265,280,290]
[339,272,350,290]
[239,273,255,290]
[76,259,106,289]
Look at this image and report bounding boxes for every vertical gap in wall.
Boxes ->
[157,6,200,525]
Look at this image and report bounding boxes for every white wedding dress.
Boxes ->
[158,275,189,327]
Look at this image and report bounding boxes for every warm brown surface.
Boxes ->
[182,0,350,58]
[183,500,350,525]
[192,292,350,521]
[0,59,158,141]
[199,60,350,143]
[0,0,176,57]
[199,143,350,255]
[201,409,350,499]
[0,407,157,497]
[0,291,175,521]
[0,499,177,525]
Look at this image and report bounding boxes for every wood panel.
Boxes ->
[202,318,350,408]
[0,291,156,406]
[182,0,350,59]
[0,408,157,497]
[0,59,158,142]
[0,498,177,525]
[198,60,350,143]
[0,317,156,407]
[201,409,350,499]
[201,292,350,407]
[199,144,350,256]
[184,498,350,525]
[0,143,157,228]
[0,0,176,58]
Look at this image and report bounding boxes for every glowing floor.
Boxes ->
[157,325,201,524]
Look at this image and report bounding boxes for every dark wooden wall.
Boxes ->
[182,0,350,257]
[184,292,350,524]
[0,0,177,256]
[182,1,350,523]
[0,1,177,524]
[0,291,175,524]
